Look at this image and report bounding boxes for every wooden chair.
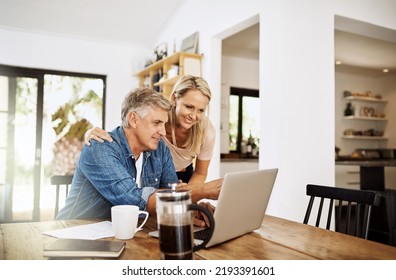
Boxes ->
[50,175,73,218]
[303,184,381,239]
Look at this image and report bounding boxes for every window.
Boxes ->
[228,87,260,154]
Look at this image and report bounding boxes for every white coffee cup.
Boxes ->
[111,205,149,240]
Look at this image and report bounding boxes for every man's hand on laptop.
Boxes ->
[193,201,215,227]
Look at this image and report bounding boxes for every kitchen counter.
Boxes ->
[221,157,258,162]
[220,153,258,162]
[336,159,396,191]
[336,159,396,167]
[337,158,396,245]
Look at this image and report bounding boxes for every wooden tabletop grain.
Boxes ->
[1,215,395,260]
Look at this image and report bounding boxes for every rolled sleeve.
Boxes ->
[141,186,157,210]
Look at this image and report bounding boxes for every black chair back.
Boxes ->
[303,184,381,239]
[50,175,73,219]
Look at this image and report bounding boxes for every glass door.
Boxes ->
[40,74,104,220]
[0,74,41,222]
[0,65,105,222]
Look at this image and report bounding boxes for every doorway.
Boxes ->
[216,17,260,176]
[334,16,396,246]
[0,65,105,222]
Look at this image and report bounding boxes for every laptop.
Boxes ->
[149,168,278,248]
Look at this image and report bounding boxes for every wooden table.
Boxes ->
[1,215,396,260]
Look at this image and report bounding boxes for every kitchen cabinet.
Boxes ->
[335,165,360,189]
[135,52,202,99]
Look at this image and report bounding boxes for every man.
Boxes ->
[56,88,221,220]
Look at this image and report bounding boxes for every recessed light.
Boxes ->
[335,60,342,65]
[383,68,389,73]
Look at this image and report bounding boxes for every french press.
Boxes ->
[155,189,215,260]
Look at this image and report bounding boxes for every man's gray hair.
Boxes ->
[121,88,172,128]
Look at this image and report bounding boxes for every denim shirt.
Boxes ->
[56,126,178,220]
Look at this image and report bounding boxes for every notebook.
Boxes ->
[43,238,125,258]
[149,168,278,248]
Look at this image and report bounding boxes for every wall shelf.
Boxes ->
[341,92,388,144]
[344,96,387,103]
[343,116,388,121]
[135,52,202,98]
[154,75,181,87]
[342,136,388,140]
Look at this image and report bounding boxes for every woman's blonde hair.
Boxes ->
[168,75,211,155]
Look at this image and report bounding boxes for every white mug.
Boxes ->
[111,205,149,240]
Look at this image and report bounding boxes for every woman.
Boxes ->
[86,75,215,184]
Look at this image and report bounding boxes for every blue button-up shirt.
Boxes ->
[56,126,178,219]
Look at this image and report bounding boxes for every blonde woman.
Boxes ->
[86,75,216,184]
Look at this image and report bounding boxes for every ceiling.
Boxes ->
[1,1,396,72]
[222,20,396,74]
[0,0,185,47]
[334,16,396,73]
[222,23,260,60]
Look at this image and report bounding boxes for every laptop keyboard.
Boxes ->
[194,228,211,240]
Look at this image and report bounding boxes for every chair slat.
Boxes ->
[355,203,362,237]
[303,196,315,224]
[346,201,352,235]
[316,197,325,227]
[50,175,73,219]
[326,199,334,230]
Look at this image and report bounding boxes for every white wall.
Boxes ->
[380,75,396,188]
[379,75,396,149]
[153,0,396,222]
[0,28,151,129]
[220,161,259,177]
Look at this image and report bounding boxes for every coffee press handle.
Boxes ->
[188,204,215,252]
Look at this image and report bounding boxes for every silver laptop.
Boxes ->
[149,168,278,248]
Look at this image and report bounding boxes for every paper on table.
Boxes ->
[42,221,115,240]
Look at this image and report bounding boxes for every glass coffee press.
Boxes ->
[155,185,215,260]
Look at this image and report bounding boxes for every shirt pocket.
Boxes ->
[142,160,162,188]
